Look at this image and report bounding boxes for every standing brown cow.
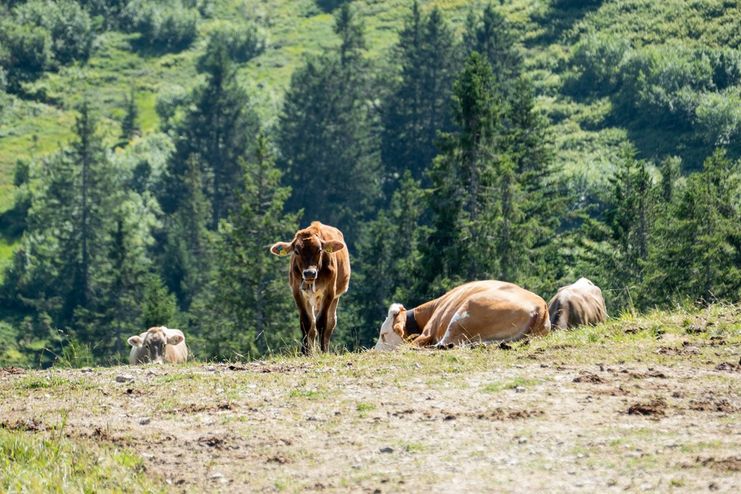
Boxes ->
[270,222,351,354]
[547,277,607,329]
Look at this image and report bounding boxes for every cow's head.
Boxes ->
[270,233,345,289]
[127,326,184,364]
[374,303,407,351]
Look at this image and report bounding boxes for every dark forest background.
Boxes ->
[0,0,738,367]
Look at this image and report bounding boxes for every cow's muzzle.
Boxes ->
[302,268,317,281]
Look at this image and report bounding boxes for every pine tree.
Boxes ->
[346,172,428,347]
[586,145,656,309]
[161,155,211,307]
[421,52,563,293]
[381,2,457,185]
[464,3,522,100]
[422,52,501,291]
[278,5,380,239]
[70,100,115,314]
[161,34,259,228]
[194,134,299,359]
[140,274,178,329]
[120,89,140,143]
[6,101,161,360]
[335,3,366,68]
[501,77,566,290]
[644,149,740,305]
[158,35,259,306]
[96,192,159,357]
[659,156,681,203]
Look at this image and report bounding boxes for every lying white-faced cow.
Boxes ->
[547,277,607,330]
[375,280,550,350]
[127,326,188,364]
[270,221,351,354]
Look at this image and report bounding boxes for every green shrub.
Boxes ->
[14,0,93,65]
[705,47,741,90]
[569,32,629,94]
[124,0,199,52]
[618,45,715,124]
[0,22,52,91]
[202,25,266,66]
[695,87,741,147]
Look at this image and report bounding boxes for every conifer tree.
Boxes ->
[501,77,565,290]
[140,274,178,329]
[346,172,427,347]
[464,3,521,99]
[194,134,299,359]
[161,155,211,307]
[6,101,160,359]
[422,52,500,291]
[278,5,380,239]
[70,100,115,314]
[421,52,562,293]
[381,2,457,185]
[584,146,656,309]
[120,89,140,143]
[159,34,259,305]
[644,149,739,305]
[161,34,259,228]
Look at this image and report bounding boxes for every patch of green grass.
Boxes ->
[402,442,426,453]
[154,398,180,413]
[154,371,204,384]
[0,429,164,493]
[355,402,376,416]
[679,440,724,454]
[288,388,325,399]
[482,377,540,393]
[14,375,73,390]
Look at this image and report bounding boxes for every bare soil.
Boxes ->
[1,312,740,493]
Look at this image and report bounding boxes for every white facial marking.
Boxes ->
[374,304,405,351]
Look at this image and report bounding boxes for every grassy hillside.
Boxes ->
[0,0,738,359]
[1,304,739,492]
[3,0,738,192]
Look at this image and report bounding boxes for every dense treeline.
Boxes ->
[0,1,738,367]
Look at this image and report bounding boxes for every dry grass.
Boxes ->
[1,304,739,492]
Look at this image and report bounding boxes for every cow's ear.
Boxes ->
[167,334,184,346]
[270,242,293,257]
[127,336,143,347]
[322,240,345,254]
[392,307,407,338]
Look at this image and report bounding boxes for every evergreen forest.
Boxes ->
[0,0,738,367]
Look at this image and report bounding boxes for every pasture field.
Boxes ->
[1,304,739,493]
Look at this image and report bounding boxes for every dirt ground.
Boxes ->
[1,311,740,493]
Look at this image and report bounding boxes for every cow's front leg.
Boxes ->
[316,307,329,354]
[410,333,434,347]
[318,297,340,353]
[299,310,316,356]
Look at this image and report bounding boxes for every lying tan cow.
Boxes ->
[547,277,607,330]
[127,326,188,364]
[375,280,550,350]
[270,221,351,354]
